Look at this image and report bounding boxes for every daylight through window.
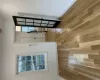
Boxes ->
[17,54,47,73]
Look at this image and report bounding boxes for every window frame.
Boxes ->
[16,52,48,75]
[15,26,48,32]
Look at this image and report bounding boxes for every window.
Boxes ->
[17,53,47,73]
[16,26,47,32]
[16,26,21,32]
[22,26,35,32]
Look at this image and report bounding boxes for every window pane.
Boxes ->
[36,56,40,65]
[33,56,36,60]
[49,21,56,25]
[26,19,33,22]
[42,21,48,24]
[34,23,40,26]
[34,20,41,23]
[18,66,26,72]
[26,61,32,66]
[33,61,36,65]
[16,26,21,32]
[29,27,34,31]
[17,22,25,25]
[40,55,44,60]
[17,54,46,73]
[37,55,41,60]
[31,65,35,70]
[48,24,54,27]
[41,24,47,26]
[35,65,45,70]
[40,60,45,65]
[26,23,33,25]
[22,26,29,32]
[35,65,40,70]
[39,65,45,69]
[18,61,26,66]
[26,56,31,60]
[18,56,26,61]
[26,66,32,71]
[17,18,25,22]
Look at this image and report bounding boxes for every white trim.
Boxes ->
[15,52,48,75]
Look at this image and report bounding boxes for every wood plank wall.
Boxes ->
[55,0,100,80]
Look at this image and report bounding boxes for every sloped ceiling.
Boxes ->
[0,0,76,18]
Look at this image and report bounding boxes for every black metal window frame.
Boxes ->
[13,16,61,28]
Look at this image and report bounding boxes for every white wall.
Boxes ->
[0,0,76,17]
[12,42,58,80]
[0,15,2,80]
[15,32,46,43]
[0,15,60,80]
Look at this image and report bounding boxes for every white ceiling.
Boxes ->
[0,0,76,18]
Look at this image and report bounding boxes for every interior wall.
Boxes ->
[0,15,3,80]
[12,42,58,80]
[15,32,46,43]
[0,14,61,80]
[0,0,75,17]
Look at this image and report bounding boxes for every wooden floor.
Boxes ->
[60,69,93,80]
[46,0,100,80]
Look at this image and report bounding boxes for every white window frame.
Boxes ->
[16,52,48,75]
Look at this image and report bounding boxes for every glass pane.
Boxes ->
[16,26,21,32]
[29,27,35,32]
[48,24,54,27]
[49,21,56,25]
[17,22,25,25]
[26,66,32,71]
[40,55,44,60]
[33,56,36,60]
[41,24,47,26]
[26,23,33,25]
[26,19,33,22]
[22,26,29,32]
[36,55,40,65]
[31,65,35,70]
[42,21,48,24]
[18,61,26,66]
[35,65,45,70]
[37,55,40,60]
[40,60,45,65]
[34,20,41,23]
[26,61,32,66]
[17,18,25,22]
[18,56,26,61]
[18,66,26,72]
[26,56,31,60]
[33,60,36,65]
[35,65,40,70]
[39,65,45,69]
[17,54,46,72]
[34,23,40,26]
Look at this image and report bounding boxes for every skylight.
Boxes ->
[13,16,61,28]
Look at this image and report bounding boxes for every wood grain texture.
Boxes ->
[55,0,100,80]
